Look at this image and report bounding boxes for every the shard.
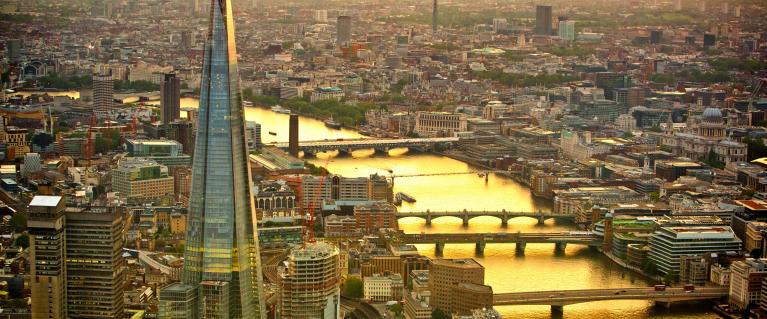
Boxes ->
[159,1,266,318]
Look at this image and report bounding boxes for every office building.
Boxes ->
[310,86,345,102]
[429,259,487,314]
[354,202,398,234]
[364,273,404,302]
[703,34,716,48]
[6,39,21,63]
[337,15,352,46]
[281,242,340,319]
[246,121,261,152]
[29,196,67,319]
[161,73,181,124]
[160,0,267,317]
[29,196,126,319]
[313,9,327,22]
[65,206,125,318]
[93,70,115,119]
[405,291,432,319]
[159,283,198,319]
[647,226,741,275]
[112,158,174,203]
[414,112,468,137]
[432,0,438,34]
[614,87,645,108]
[288,114,299,157]
[558,20,575,41]
[595,72,630,100]
[535,5,552,35]
[21,152,42,178]
[650,30,662,44]
[730,259,767,311]
[126,139,191,167]
[165,120,196,156]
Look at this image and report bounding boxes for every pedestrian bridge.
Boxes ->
[398,231,600,256]
[271,137,458,154]
[396,210,575,226]
[493,286,728,313]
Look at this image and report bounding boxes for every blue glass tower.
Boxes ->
[171,0,265,318]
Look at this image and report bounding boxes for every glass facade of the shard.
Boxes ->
[160,1,266,318]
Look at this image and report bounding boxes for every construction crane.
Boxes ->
[304,156,332,244]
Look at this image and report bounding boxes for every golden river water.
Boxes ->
[21,92,717,318]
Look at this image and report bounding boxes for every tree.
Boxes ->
[342,277,363,299]
[14,235,29,249]
[389,302,403,317]
[663,271,678,284]
[32,133,54,149]
[94,136,110,154]
[431,308,450,319]
[648,192,660,202]
[8,213,26,233]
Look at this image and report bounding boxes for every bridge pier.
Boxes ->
[555,242,567,253]
[501,217,508,228]
[435,242,444,257]
[537,215,546,225]
[462,213,469,227]
[475,241,486,256]
[515,242,526,255]
[655,301,672,309]
[551,305,563,314]
[425,213,432,226]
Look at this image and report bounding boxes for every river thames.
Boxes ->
[23,91,718,318]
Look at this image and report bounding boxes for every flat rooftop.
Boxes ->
[736,199,767,211]
[29,196,61,207]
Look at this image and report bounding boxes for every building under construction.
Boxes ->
[280,242,340,319]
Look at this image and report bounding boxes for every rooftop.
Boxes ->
[29,195,62,207]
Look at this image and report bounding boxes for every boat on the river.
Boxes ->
[243,101,253,107]
[271,105,291,114]
[324,116,341,129]
[396,192,416,203]
[268,131,277,136]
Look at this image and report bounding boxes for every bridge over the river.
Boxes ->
[396,210,575,226]
[271,137,458,154]
[493,286,728,314]
[398,231,601,256]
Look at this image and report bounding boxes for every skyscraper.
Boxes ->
[29,196,127,319]
[29,196,67,319]
[65,207,125,318]
[336,15,352,46]
[160,1,266,318]
[161,73,181,124]
[535,5,553,35]
[93,70,114,119]
[432,0,438,34]
[288,114,299,157]
[558,20,575,41]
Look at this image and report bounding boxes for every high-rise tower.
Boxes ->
[161,73,181,124]
[336,15,352,46]
[93,70,114,119]
[160,1,266,318]
[535,5,553,35]
[432,0,438,34]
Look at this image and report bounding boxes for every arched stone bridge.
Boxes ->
[396,210,575,226]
